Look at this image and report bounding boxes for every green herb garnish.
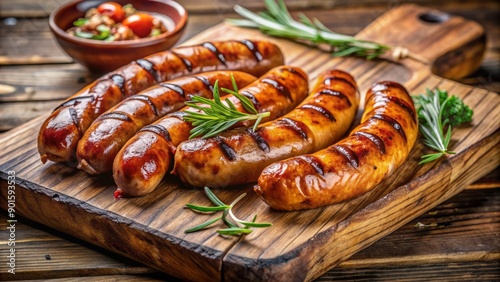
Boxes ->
[93,24,111,40]
[185,187,272,236]
[183,75,270,139]
[75,24,111,40]
[74,31,94,39]
[73,18,88,27]
[225,0,390,59]
[412,88,473,164]
[150,29,162,37]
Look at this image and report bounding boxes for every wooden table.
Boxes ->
[0,0,499,280]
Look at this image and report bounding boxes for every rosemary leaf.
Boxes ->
[253,115,262,132]
[419,153,444,164]
[204,186,225,206]
[227,0,390,59]
[239,220,273,228]
[183,75,270,139]
[222,209,238,228]
[184,187,272,237]
[413,88,472,164]
[217,227,253,236]
[185,204,231,212]
[203,119,239,138]
[185,216,222,233]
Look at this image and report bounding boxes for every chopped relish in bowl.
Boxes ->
[66,2,168,41]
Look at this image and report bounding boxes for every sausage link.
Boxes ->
[113,66,309,197]
[37,40,284,166]
[173,69,360,188]
[76,71,256,174]
[255,81,419,210]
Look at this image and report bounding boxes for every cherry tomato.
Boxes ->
[122,12,155,38]
[97,2,125,23]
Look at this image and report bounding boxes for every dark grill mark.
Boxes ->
[300,104,335,121]
[372,114,407,142]
[169,111,188,120]
[171,51,193,72]
[100,112,131,122]
[379,81,408,93]
[215,136,236,161]
[202,42,227,66]
[240,40,263,62]
[324,76,357,91]
[261,78,293,102]
[68,108,79,132]
[281,118,307,140]
[247,128,269,152]
[318,89,351,107]
[141,124,171,141]
[127,95,158,117]
[194,75,214,92]
[354,131,386,154]
[298,155,324,176]
[333,145,359,168]
[53,96,94,112]
[286,67,308,81]
[387,96,417,122]
[240,90,260,109]
[136,59,160,82]
[111,75,126,97]
[160,83,185,98]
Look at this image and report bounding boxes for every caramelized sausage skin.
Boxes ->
[173,69,360,188]
[113,66,309,197]
[76,71,256,174]
[255,81,419,210]
[38,40,284,166]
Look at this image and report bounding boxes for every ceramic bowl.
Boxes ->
[49,0,187,73]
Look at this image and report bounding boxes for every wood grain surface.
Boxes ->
[1,187,498,281]
[0,3,499,281]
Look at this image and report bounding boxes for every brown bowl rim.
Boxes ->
[49,0,188,48]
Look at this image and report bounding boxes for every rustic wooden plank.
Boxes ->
[1,1,499,72]
[1,0,496,17]
[0,4,498,281]
[0,216,162,281]
[0,0,441,17]
[0,188,497,281]
[28,275,168,281]
[340,188,500,266]
[0,17,72,65]
[0,64,93,102]
[0,101,60,131]
[318,261,500,281]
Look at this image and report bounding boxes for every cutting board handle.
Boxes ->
[357,4,486,80]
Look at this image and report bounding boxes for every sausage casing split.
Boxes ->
[76,71,257,175]
[173,69,360,188]
[37,40,284,166]
[113,66,309,197]
[255,81,419,210]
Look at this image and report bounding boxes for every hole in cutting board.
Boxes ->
[418,12,450,24]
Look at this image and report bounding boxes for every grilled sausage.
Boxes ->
[38,40,284,166]
[113,66,309,197]
[255,81,419,210]
[173,69,360,188]
[76,71,256,175]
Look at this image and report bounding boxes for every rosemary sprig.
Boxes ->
[225,0,390,59]
[412,88,473,164]
[183,75,270,139]
[184,187,272,236]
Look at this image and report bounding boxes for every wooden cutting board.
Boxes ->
[0,4,499,281]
